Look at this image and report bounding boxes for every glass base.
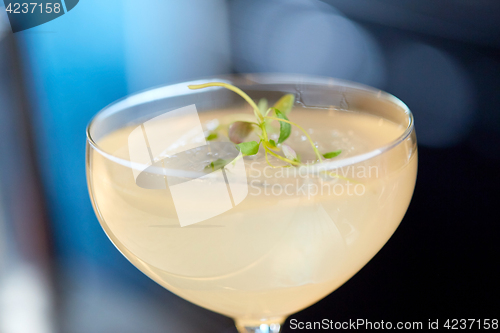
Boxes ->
[235,318,284,333]
[236,324,281,333]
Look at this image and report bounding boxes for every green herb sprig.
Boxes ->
[189,82,341,168]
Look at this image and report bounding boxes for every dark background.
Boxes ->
[0,1,499,332]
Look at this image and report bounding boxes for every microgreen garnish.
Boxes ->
[205,158,229,171]
[258,98,268,116]
[282,144,299,163]
[206,132,218,141]
[229,121,254,144]
[273,108,291,144]
[236,141,260,156]
[323,150,342,159]
[273,94,294,115]
[188,82,342,168]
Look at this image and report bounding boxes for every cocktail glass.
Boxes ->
[86,74,417,333]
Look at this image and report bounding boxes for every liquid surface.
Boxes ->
[89,107,417,323]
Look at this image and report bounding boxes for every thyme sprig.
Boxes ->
[188,82,341,168]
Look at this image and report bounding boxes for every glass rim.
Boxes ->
[86,73,414,174]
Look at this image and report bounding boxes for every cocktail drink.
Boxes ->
[86,75,417,333]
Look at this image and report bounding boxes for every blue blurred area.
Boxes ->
[123,0,230,93]
[16,0,128,265]
[230,0,386,88]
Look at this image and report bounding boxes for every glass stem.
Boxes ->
[235,318,284,333]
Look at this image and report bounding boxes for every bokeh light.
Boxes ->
[230,0,386,88]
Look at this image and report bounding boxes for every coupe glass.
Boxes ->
[86,74,417,333]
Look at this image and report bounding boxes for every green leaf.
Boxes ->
[273,94,295,115]
[258,98,268,116]
[205,158,229,171]
[323,150,342,159]
[229,121,254,144]
[236,141,260,156]
[268,139,276,148]
[274,109,291,144]
[206,132,218,141]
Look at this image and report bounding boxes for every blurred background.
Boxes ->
[0,0,499,332]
